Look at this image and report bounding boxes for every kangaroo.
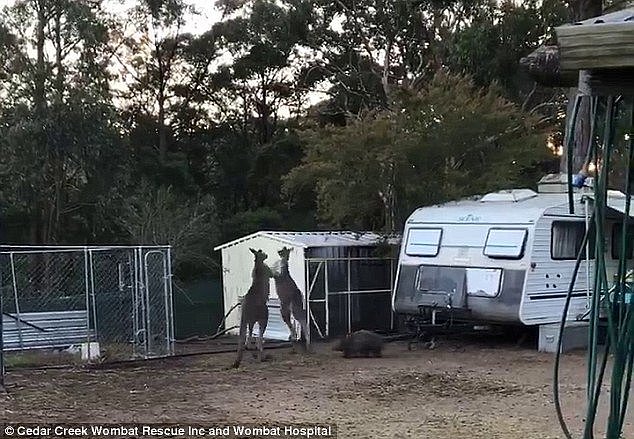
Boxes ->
[272,247,309,350]
[232,248,272,368]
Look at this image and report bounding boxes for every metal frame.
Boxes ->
[305,256,397,340]
[0,245,175,372]
[0,273,4,388]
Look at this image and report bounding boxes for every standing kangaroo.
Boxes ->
[273,247,309,350]
[232,248,272,368]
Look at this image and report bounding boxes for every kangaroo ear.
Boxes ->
[249,248,257,255]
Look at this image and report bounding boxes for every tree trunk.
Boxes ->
[560,89,592,174]
[570,0,602,21]
[54,3,64,102]
[158,93,167,164]
[52,2,63,242]
[382,39,392,99]
[34,0,46,115]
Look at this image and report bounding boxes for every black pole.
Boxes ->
[0,257,5,389]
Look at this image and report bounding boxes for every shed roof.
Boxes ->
[213,231,401,251]
[571,8,634,25]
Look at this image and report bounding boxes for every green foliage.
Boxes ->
[285,73,551,231]
[0,0,571,280]
[284,113,398,230]
[448,0,568,101]
[118,182,219,277]
[221,207,284,243]
[0,0,125,243]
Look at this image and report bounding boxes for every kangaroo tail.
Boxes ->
[232,309,248,368]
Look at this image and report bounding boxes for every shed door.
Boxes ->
[305,260,328,339]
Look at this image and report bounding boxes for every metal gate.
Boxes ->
[140,250,173,357]
[305,256,396,340]
[306,260,328,342]
[0,246,174,373]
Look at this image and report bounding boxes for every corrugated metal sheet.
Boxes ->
[570,8,634,25]
[226,299,294,342]
[2,310,93,350]
[263,298,295,341]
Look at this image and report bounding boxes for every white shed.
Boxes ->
[214,231,400,341]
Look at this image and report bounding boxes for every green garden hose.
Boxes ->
[554,209,596,439]
[555,95,634,439]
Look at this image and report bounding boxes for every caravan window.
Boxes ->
[551,221,595,260]
[483,228,527,259]
[406,228,442,257]
[416,266,464,292]
[416,266,502,297]
[466,268,502,297]
[611,224,634,259]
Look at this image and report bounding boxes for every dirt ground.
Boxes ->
[1,335,632,439]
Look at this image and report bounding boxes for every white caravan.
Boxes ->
[392,176,633,326]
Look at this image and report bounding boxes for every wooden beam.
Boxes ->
[556,8,634,71]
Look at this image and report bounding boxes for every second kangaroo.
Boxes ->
[273,246,309,349]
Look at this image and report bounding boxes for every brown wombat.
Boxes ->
[332,329,384,358]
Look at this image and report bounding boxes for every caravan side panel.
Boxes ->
[520,215,593,325]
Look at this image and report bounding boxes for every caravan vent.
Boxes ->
[480,189,538,203]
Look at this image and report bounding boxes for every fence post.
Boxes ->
[88,250,98,345]
[166,246,175,356]
[0,262,5,389]
[9,253,22,349]
[325,262,329,339]
[347,255,351,334]
[131,249,140,357]
[304,259,311,349]
[159,248,171,356]
[83,247,92,360]
[390,258,395,331]
[138,247,149,358]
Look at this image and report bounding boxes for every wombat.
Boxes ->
[332,329,384,358]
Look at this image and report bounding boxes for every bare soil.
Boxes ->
[1,335,632,439]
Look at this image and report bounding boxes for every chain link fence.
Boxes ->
[305,256,398,341]
[0,246,174,379]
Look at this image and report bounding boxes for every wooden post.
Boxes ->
[560,0,603,175]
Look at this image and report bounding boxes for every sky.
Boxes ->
[0,0,223,34]
[0,0,332,111]
[105,0,223,35]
